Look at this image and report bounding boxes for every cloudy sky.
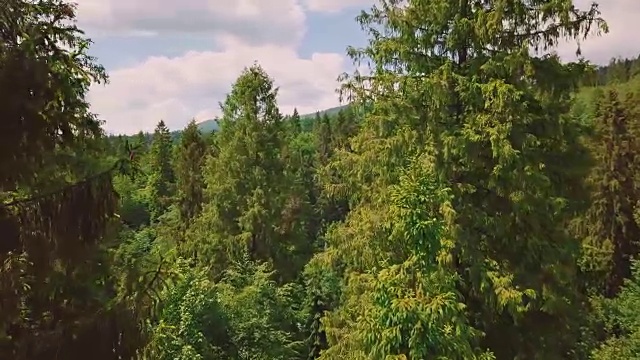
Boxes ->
[75,0,640,134]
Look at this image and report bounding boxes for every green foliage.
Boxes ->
[143,259,228,360]
[324,0,608,358]
[303,257,342,359]
[114,174,151,228]
[188,64,313,280]
[9,1,640,359]
[144,256,305,360]
[216,257,304,359]
[175,120,207,224]
[0,1,140,358]
[577,89,640,297]
[0,0,107,191]
[592,261,640,359]
[322,159,492,359]
[146,120,175,221]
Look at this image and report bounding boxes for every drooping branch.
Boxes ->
[0,159,129,256]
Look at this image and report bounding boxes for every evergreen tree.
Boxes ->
[0,0,140,358]
[331,108,358,151]
[291,107,302,135]
[579,89,640,298]
[7,0,640,358]
[592,260,640,359]
[147,120,174,220]
[133,131,149,156]
[188,64,311,281]
[317,0,606,358]
[314,113,333,166]
[175,120,207,224]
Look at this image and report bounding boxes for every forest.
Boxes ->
[2,0,640,359]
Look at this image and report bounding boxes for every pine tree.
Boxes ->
[175,120,207,224]
[318,0,607,358]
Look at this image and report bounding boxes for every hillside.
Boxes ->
[298,105,349,119]
[195,119,219,133]
[193,105,349,133]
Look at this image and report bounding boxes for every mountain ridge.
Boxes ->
[194,104,349,133]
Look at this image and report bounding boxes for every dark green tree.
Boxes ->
[291,108,302,135]
[147,120,174,220]
[331,108,358,151]
[188,64,312,281]
[0,0,141,358]
[133,131,150,156]
[579,89,640,298]
[314,113,333,166]
[175,120,207,224]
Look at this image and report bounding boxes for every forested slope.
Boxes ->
[2,0,640,359]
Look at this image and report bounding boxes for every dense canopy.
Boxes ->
[2,0,640,359]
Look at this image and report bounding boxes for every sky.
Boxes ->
[74,0,640,134]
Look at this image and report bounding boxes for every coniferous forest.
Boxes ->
[3,0,640,359]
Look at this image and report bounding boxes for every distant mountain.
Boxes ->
[196,119,220,133]
[299,105,349,119]
[192,104,350,133]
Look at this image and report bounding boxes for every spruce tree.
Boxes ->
[314,113,333,165]
[0,0,140,358]
[317,0,607,358]
[580,89,640,298]
[331,108,358,151]
[188,64,311,281]
[175,120,207,224]
[291,107,302,135]
[133,131,149,155]
[147,120,174,220]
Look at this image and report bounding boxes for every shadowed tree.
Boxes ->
[0,1,142,358]
[579,89,640,298]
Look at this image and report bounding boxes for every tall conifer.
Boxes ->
[175,120,207,224]
[318,0,606,358]
[580,89,640,298]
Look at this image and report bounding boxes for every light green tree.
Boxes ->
[317,0,607,358]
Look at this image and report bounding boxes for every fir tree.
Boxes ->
[313,112,333,167]
[331,108,358,151]
[133,131,149,155]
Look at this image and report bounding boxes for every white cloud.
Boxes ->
[89,37,347,134]
[303,0,372,13]
[83,0,639,135]
[76,0,307,46]
[554,0,640,64]
[76,0,346,134]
